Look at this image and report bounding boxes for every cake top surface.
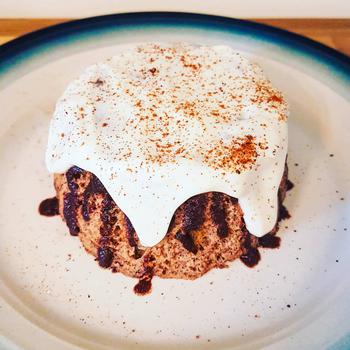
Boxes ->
[46,43,288,246]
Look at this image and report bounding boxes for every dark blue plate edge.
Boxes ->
[0,12,349,78]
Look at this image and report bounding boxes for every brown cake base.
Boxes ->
[46,164,292,295]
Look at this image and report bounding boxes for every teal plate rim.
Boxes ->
[0,12,349,79]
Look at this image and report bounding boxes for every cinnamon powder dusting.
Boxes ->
[205,135,258,172]
[48,44,288,177]
[252,82,286,121]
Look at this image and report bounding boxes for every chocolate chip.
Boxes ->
[211,192,229,238]
[97,247,113,268]
[240,245,261,268]
[39,197,59,216]
[175,231,198,254]
[134,278,152,295]
[258,234,281,248]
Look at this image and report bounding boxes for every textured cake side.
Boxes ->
[53,164,290,285]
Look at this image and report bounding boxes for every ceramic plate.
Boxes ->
[0,12,349,350]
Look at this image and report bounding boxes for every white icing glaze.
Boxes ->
[46,43,288,246]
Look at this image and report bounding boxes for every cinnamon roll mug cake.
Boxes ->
[40,43,293,295]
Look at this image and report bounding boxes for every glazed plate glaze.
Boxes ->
[0,12,349,350]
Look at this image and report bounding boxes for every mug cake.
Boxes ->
[41,43,292,295]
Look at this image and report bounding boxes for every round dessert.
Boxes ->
[42,43,291,295]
